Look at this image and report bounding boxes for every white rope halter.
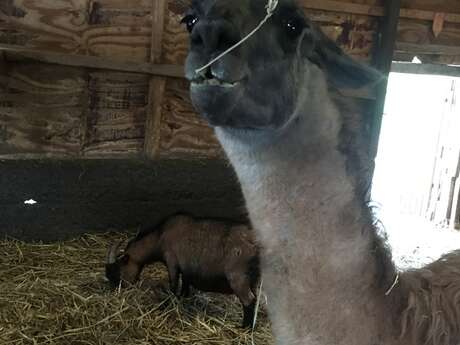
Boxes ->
[195,0,279,75]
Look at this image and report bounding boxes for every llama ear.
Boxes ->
[308,26,384,89]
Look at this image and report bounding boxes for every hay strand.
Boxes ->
[0,232,274,345]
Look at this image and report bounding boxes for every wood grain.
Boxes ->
[0,62,84,158]
[2,0,460,160]
[0,66,149,158]
[159,78,221,158]
[83,71,148,157]
[0,43,184,77]
[0,0,152,61]
[304,9,378,60]
[163,3,188,65]
[401,0,460,14]
[144,0,167,158]
[396,18,460,64]
[299,0,460,23]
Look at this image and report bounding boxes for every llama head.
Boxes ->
[183,0,382,131]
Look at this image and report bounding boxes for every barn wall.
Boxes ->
[0,158,245,242]
[0,0,382,159]
[1,0,460,240]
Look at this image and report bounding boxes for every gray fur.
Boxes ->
[183,1,460,344]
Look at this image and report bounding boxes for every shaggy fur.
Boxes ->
[400,251,460,345]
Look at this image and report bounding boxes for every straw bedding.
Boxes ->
[0,232,274,345]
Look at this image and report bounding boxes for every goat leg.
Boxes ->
[227,272,257,328]
[242,301,256,329]
[164,253,180,295]
[180,276,191,297]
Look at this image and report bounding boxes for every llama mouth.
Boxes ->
[190,67,243,88]
[191,76,240,88]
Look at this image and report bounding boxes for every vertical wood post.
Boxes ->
[369,0,401,176]
[144,0,167,159]
[452,175,460,229]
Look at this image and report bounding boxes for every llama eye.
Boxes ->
[282,18,304,37]
[181,14,199,33]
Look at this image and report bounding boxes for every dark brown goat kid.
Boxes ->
[105,214,260,328]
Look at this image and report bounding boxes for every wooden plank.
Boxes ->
[401,0,460,15]
[0,0,152,61]
[85,0,152,61]
[397,18,460,51]
[300,9,378,61]
[144,0,168,159]
[400,9,460,24]
[403,19,460,44]
[170,0,460,21]
[392,62,460,77]
[1,27,378,98]
[395,17,460,64]
[395,42,460,56]
[374,1,402,74]
[0,62,85,158]
[0,44,184,78]
[159,78,221,157]
[298,0,460,23]
[7,8,460,75]
[299,0,384,17]
[82,72,148,157]
[78,0,156,158]
[162,2,189,65]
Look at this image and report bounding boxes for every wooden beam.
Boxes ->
[375,2,402,74]
[0,44,184,78]
[395,42,460,56]
[391,62,460,77]
[144,0,168,159]
[0,43,377,103]
[400,8,460,24]
[299,0,384,17]
[369,0,401,167]
[299,0,460,24]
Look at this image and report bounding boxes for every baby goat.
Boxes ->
[105,214,260,327]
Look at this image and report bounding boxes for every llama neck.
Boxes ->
[215,81,397,344]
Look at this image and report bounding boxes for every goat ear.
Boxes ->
[308,26,384,89]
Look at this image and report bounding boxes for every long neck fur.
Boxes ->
[216,66,401,345]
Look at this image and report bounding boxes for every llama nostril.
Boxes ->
[205,68,213,79]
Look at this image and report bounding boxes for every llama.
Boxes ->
[181,0,460,344]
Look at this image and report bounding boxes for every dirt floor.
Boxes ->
[0,232,273,345]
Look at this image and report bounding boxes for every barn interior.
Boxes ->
[1,0,460,344]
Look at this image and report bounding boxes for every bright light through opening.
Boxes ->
[372,72,460,270]
[24,199,38,205]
